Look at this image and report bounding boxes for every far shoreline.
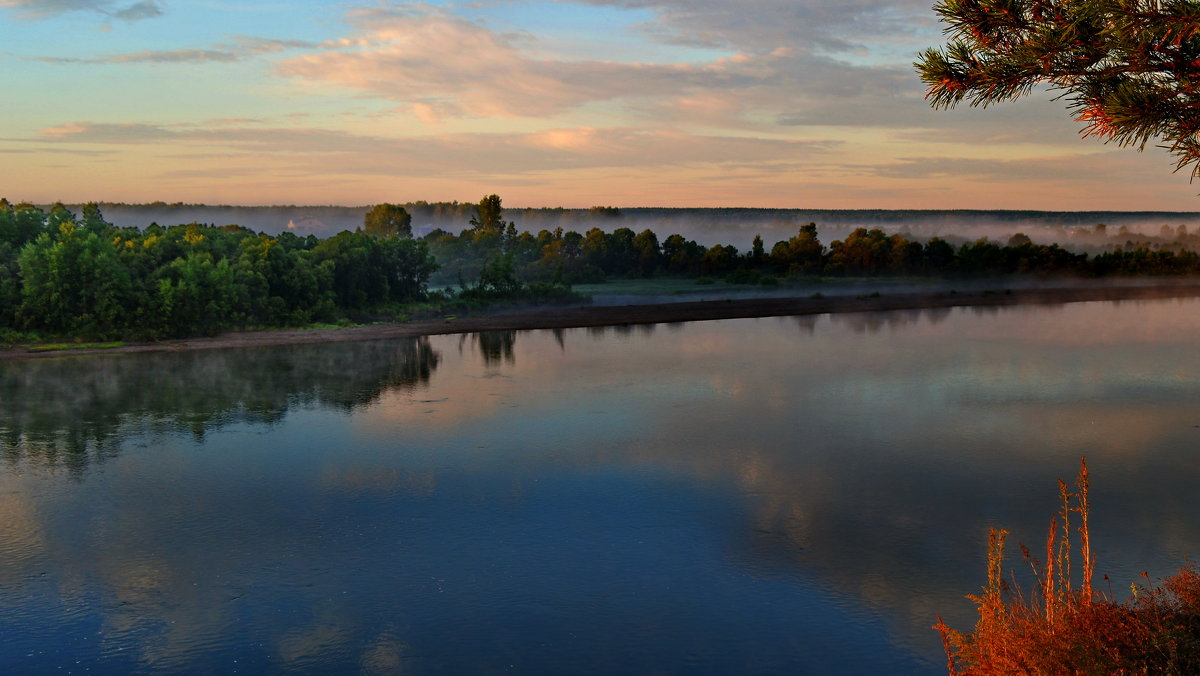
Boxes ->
[5,281,1200,361]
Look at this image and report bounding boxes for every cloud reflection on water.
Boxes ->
[2,301,1200,671]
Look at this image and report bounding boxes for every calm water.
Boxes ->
[3,299,1200,674]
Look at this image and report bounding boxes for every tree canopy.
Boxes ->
[915,0,1200,177]
[0,200,438,340]
[469,194,511,234]
[363,203,413,238]
[11,192,1200,343]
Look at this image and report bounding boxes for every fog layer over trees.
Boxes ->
[65,201,1200,250]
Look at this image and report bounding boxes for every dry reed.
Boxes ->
[935,457,1200,674]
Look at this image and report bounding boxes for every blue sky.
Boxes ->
[1,0,1195,209]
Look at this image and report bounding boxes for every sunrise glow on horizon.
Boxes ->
[2,0,1197,211]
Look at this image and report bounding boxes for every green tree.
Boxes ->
[827,228,893,274]
[749,234,765,266]
[363,203,413,238]
[916,0,1200,176]
[606,227,638,275]
[581,227,609,270]
[632,228,662,277]
[18,222,132,335]
[771,223,825,275]
[0,202,48,248]
[154,253,240,337]
[0,241,19,328]
[957,237,1006,274]
[80,202,112,236]
[661,234,706,275]
[700,244,738,275]
[311,231,436,308]
[890,236,926,274]
[470,194,510,234]
[377,237,438,302]
[469,253,524,298]
[924,238,957,272]
[312,231,387,309]
[237,234,333,325]
[47,202,75,229]
[587,206,622,219]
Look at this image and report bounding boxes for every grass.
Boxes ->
[572,277,744,296]
[0,290,583,349]
[572,275,942,299]
[936,458,1200,674]
[299,319,358,330]
[27,341,126,352]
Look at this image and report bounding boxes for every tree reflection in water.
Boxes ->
[0,338,441,474]
[467,331,517,367]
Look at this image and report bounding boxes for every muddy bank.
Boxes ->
[5,282,1200,361]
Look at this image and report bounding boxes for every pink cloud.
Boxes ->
[272,5,821,122]
[31,120,836,174]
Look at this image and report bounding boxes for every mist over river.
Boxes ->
[3,299,1200,673]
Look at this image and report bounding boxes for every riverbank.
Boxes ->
[5,281,1200,360]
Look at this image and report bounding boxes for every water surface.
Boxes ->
[3,299,1200,673]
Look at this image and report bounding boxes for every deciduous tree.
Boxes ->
[469,194,509,234]
[363,203,413,238]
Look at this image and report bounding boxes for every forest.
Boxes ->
[0,199,439,340]
[421,197,1200,285]
[5,195,1200,342]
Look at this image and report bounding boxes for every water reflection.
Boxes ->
[0,337,440,473]
[466,331,517,366]
[4,300,1200,673]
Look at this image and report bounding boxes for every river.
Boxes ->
[3,298,1200,673]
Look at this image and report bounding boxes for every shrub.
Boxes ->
[936,458,1200,674]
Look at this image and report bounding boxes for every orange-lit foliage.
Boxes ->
[916,0,1200,179]
[936,458,1200,674]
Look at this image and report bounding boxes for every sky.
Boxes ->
[0,0,1197,210]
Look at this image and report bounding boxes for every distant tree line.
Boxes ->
[7,194,1200,342]
[424,196,1200,287]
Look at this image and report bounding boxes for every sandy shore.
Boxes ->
[5,282,1200,360]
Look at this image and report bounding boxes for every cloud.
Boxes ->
[0,0,100,16]
[10,2,937,139]
[29,36,317,64]
[275,5,702,119]
[272,4,919,127]
[557,0,938,54]
[773,87,1085,148]
[0,146,116,156]
[871,152,1173,186]
[33,120,837,176]
[108,0,159,20]
[40,121,177,142]
[0,0,164,21]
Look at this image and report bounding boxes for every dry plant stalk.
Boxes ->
[1043,516,1056,626]
[1077,458,1093,605]
[935,457,1200,674]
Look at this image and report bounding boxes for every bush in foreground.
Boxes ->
[937,458,1200,674]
